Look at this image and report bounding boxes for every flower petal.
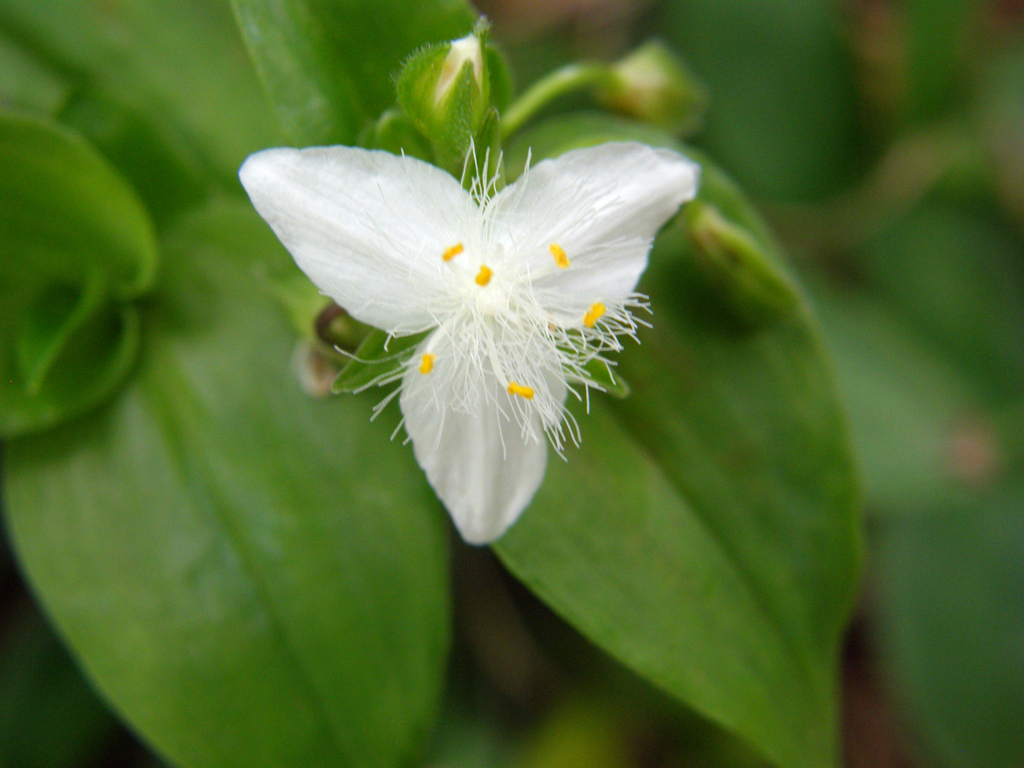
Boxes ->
[489,142,699,313]
[400,335,552,544]
[240,146,478,334]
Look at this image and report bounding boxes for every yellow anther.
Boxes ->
[583,302,606,328]
[550,243,570,269]
[442,243,463,261]
[418,353,436,374]
[507,381,535,399]
[475,265,493,286]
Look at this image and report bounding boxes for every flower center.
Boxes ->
[473,270,506,316]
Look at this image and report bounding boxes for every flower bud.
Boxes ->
[434,34,484,105]
[684,200,798,327]
[397,24,492,171]
[597,40,707,137]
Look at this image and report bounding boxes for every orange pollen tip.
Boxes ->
[418,353,436,374]
[507,381,535,399]
[550,243,570,268]
[442,243,463,261]
[583,302,606,328]
[475,265,493,286]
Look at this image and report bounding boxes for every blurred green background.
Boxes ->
[1,0,1022,767]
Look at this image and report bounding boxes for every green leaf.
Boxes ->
[0,301,142,439]
[0,0,283,183]
[0,30,70,115]
[875,484,1024,768]
[332,328,430,395]
[857,199,1024,400]
[0,111,157,297]
[4,202,451,768]
[0,112,156,437]
[15,269,108,394]
[495,115,861,768]
[59,88,211,226]
[0,603,119,768]
[653,0,862,201]
[230,0,476,146]
[804,275,980,513]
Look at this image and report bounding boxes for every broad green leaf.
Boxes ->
[0,112,156,436]
[0,602,119,768]
[875,484,1024,768]
[654,0,862,201]
[0,111,157,297]
[0,30,70,115]
[15,269,108,394]
[857,199,1024,400]
[230,0,476,146]
[496,115,861,768]
[4,202,451,768]
[59,88,212,225]
[0,301,142,439]
[804,276,980,513]
[0,0,282,183]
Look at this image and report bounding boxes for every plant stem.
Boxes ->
[500,63,611,140]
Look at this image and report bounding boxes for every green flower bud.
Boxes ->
[597,40,707,137]
[435,34,484,106]
[397,23,493,173]
[684,200,799,328]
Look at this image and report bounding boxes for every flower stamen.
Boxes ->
[475,265,493,286]
[507,381,535,399]
[550,243,570,268]
[583,302,606,328]
[419,353,436,374]
[442,243,464,261]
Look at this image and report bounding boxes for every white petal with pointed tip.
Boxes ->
[240,145,478,334]
[400,335,559,544]
[488,142,699,316]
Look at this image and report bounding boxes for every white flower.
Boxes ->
[240,141,699,543]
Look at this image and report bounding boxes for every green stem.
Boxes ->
[500,63,612,140]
